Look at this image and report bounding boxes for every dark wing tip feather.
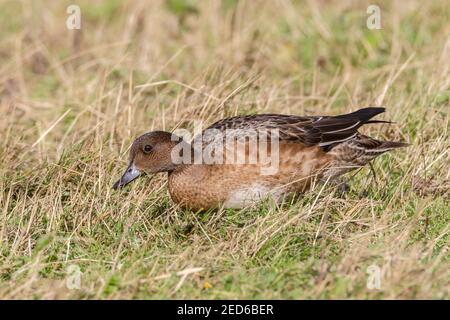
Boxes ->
[335,107,386,121]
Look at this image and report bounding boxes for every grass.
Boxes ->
[0,0,448,299]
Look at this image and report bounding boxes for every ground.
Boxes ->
[0,0,448,299]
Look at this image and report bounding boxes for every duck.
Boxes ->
[112,107,407,210]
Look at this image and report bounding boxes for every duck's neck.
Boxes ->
[166,163,200,208]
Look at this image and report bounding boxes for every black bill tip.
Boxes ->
[112,163,141,190]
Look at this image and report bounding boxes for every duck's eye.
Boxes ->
[143,145,153,154]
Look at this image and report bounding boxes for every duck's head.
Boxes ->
[112,131,184,189]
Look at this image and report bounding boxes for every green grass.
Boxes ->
[0,0,448,299]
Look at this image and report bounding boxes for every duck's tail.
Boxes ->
[317,107,398,150]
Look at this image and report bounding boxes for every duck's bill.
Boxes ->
[112,163,141,189]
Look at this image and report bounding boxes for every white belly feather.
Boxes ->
[223,183,285,208]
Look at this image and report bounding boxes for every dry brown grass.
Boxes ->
[0,0,448,299]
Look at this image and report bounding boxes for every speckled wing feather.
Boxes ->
[201,107,388,150]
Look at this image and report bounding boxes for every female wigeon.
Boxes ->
[113,107,407,210]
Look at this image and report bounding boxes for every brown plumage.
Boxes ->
[113,108,408,210]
